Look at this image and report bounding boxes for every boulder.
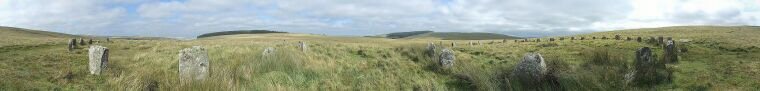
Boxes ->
[88,45,109,75]
[439,48,455,69]
[511,53,548,86]
[663,40,678,63]
[178,46,210,80]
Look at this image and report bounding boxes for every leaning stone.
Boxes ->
[178,46,210,80]
[663,40,678,63]
[88,45,109,75]
[511,53,548,86]
[439,48,455,69]
[503,39,507,43]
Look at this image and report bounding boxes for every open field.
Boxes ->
[1,26,759,90]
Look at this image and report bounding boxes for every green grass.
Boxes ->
[1,26,760,90]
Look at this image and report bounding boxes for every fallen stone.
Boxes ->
[88,45,109,75]
[178,46,210,80]
[511,53,548,86]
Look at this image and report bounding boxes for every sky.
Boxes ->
[1,0,759,38]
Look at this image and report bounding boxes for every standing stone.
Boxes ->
[581,37,585,40]
[88,45,109,75]
[426,43,437,57]
[79,38,86,45]
[106,38,110,42]
[298,41,308,52]
[68,39,76,51]
[592,37,597,39]
[663,40,678,63]
[469,41,474,46]
[559,37,565,40]
[630,47,664,84]
[478,41,482,45]
[615,34,621,40]
[514,40,518,43]
[439,48,455,69]
[637,37,642,42]
[649,37,657,44]
[88,39,93,44]
[451,42,456,47]
[549,38,555,41]
[178,46,210,80]
[536,39,541,42]
[262,47,276,56]
[511,53,547,86]
[626,37,632,41]
[602,36,608,39]
[503,39,507,43]
[571,37,575,40]
[657,36,664,44]
[524,39,528,42]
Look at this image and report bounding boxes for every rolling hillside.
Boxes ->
[0,26,78,47]
[378,31,522,40]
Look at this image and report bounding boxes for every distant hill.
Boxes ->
[197,30,287,38]
[376,31,521,40]
[0,26,80,47]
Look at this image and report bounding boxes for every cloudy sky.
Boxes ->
[1,0,759,38]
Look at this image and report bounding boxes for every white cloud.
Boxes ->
[0,0,758,38]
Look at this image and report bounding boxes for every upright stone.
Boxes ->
[592,37,597,39]
[178,46,210,80]
[649,37,657,44]
[469,41,474,46]
[549,38,555,41]
[503,39,507,43]
[571,37,575,40]
[298,41,308,52]
[559,37,565,40]
[451,42,456,47]
[88,45,109,75]
[657,36,664,44]
[88,39,93,44]
[262,47,276,56]
[630,47,662,84]
[636,37,642,42]
[602,36,608,39]
[663,40,678,63]
[68,39,76,51]
[439,48,455,69]
[79,38,86,45]
[626,37,632,41]
[536,38,541,42]
[426,43,437,57]
[615,34,621,40]
[478,41,482,45]
[581,37,585,40]
[511,53,547,86]
[106,38,110,42]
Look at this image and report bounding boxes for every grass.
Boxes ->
[1,26,759,90]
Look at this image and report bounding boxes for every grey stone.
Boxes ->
[549,38,555,41]
[451,42,456,47]
[178,46,210,80]
[298,41,308,52]
[79,38,86,45]
[511,53,548,86]
[439,48,455,69]
[68,39,76,51]
[88,39,93,44]
[636,37,642,42]
[88,45,109,75]
[629,47,667,85]
[262,47,276,56]
[426,43,437,57]
[664,40,678,63]
[615,34,621,40]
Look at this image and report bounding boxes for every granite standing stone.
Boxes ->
[511,53,547,86]
[657,36,664,44]
[178,46,210,80]
[549,38,555,41]
[615,34,621,40]
[298,41,308,52]
[426,43,437,57]
[68,39,76,51]
[637,37,642,42]
[663,40,678,63]
[262,47,276,56]
[88,39,93,44]
[439,48,455,69]
[630,47,665,84]
[79,38,86,45]
[88,45,109,75]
